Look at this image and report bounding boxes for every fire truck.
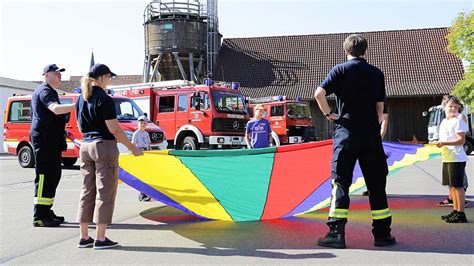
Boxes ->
[4,93,167,168]
[249,96,315,145]
[109,80,250,150]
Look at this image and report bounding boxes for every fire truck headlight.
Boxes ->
[217,137,225,144]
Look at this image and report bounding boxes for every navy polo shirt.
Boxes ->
[76,86,117,142]
[30,82,66,136]
[320,57,386,133]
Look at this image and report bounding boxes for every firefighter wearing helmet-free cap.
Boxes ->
[314,34,396,248]
[31,64,76,227]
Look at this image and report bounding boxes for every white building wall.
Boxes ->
[0,87,33,153]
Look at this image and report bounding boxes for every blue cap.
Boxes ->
[89,63,117,78]
[43,64,65,75]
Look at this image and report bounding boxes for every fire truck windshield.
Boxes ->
[287,103,312,119]
[114,98,146,121]
[211,91,247,114]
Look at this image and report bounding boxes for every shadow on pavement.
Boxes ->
[110,195,473,257]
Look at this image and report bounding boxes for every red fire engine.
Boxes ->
[249,96,315,145]
[4,93,167,168]
[109,80,250,150]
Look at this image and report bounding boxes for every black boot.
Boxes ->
[317,222,346,249]
[374,235,396,247]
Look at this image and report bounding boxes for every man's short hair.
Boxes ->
[343,34,368,57]
[254,104,265,110]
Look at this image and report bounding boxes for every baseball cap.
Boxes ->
[43,64,65,75]
[137,115,147,121]
[89,63,117,78]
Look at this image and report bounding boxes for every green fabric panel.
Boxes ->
[178,152,275,221]
[170,146,277,157]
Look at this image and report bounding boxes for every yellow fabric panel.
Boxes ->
[119,151,232,221]
[388,145,441,171]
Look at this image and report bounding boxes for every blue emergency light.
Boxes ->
[73,87,82,93]
[231,82,240,89]
[204,78,213,86]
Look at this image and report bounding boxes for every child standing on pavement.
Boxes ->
[437,95,468,223]
[245,104,272,149]
[132,115,151,201]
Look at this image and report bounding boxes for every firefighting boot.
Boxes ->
[317,222,346,249]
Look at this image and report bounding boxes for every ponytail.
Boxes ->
[81,74,93,101]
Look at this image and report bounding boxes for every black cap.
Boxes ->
[43,64,65,75]
[89,63,117,78]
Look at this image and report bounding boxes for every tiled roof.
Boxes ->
[0,77,40,91]
[214,27,464,100]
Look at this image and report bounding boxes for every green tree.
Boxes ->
[446,11,473,108]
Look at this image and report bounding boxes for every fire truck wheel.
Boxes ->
[18,145,35,168]
[62,158,78,167]
[182,136,199,150]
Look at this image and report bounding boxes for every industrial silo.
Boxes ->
[142,0,220,83]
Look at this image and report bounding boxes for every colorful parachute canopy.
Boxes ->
[118,141,441,222]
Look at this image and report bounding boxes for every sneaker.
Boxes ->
[437,197,453,207]
[138,193,151,202]
[445,212,468,223]
[374,235,397,247]
[78,237,95,248]
[48,210,65,223]
[441,210,457,221]
[33,217,61,227]
[94,238,119,250]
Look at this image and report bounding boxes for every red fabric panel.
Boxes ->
[261,141,333,220]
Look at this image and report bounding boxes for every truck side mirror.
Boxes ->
[422,111,428,117]
[143,112,148,118]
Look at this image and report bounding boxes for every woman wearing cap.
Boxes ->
[76,63,143,250]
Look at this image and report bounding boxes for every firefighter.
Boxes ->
[31,64,75,227]
[314,35,396,248]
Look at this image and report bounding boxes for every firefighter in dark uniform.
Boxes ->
[31,64,75,227]
[314,35,396,248]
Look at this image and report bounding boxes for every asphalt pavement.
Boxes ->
[0,153,473,265]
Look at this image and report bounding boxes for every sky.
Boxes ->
[0,0,472,81]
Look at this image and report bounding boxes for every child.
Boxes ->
[437,95,468,223]
[437,99,469,207]
[132,116,151,202]
[245,104,272,149]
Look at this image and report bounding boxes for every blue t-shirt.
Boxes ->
[319,57,385,134]
[246,118,271,148]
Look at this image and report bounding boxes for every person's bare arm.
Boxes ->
[245,131,251,149]
[380,113,388,139]
[437,132,466,147]
[48,103,76,115]
[314,87,339,121]
[376,102,384,124]
[105,119,143,156]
